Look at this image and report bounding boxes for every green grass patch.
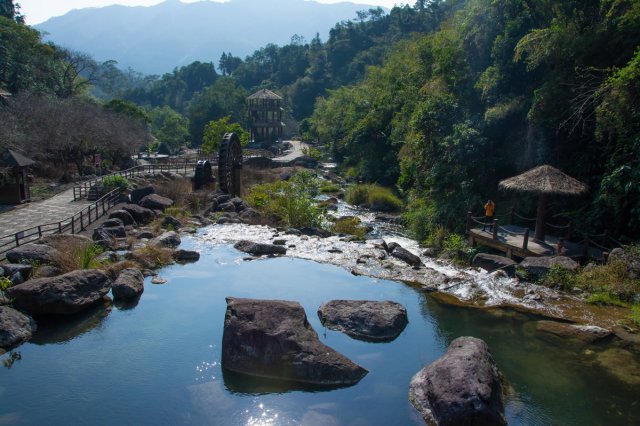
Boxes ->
[319,182,340,193]
[630,305,640,327]
[586,292,630,307]
[345,184,402,212]
[331,216,367,239]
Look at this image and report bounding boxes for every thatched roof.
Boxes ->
[0,149,35,168]
[499,165,587,195]
[247,89,282,100]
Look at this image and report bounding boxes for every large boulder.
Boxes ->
[608,247,640,279]
[139,194,173,211]
[409,336,506,426]
[122,204,155,225]
[99,225,127,238]
[472,253,517,277]
[519,256,579,280]
[6,244,60,266]
[390,246,422,267]
[317,300,408,342]
[152,231,181,248]
[1,264,33,280]
[112,268,144,300]
[234,240,286,256]
[222,298,368,386]
[130,185,155,204]
[101,218,124,228]
[109,210,137,226]
[92,228,118,250]
[0,306,37,350]
[6,269,112,316]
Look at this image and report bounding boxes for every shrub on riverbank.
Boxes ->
[345,184,402,212]
[246,171,325,228]
[102,175,130,194]
[331,216,367,239]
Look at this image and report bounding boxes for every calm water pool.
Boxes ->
[1,237,638,425]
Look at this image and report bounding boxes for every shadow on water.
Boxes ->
[221,367,350,395]
[113,295,141,311]
[29,298,112,345]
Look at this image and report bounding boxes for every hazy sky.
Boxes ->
[20,0,404,25]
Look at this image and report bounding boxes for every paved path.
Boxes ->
[0,188,94,239]
[273,140,308,162]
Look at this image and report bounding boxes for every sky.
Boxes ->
[20,0,403,25]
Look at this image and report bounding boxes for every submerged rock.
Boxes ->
[0,306,37,350]
[317,300,408,342]
[173,249,200,263]
[536,321,613,344]
[6,269,112,316]
[409,336,506,426]
[234,240,286,256]
[221,297,368,386]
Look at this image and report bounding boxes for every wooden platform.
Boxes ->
[468,225,604,260]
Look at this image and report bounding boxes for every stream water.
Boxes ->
[1,224,639,425]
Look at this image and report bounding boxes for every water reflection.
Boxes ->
[222,368,341,395]
[29,298,112,345]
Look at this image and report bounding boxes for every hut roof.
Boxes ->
[499,165,587,195]
[0,149,36,168]
[247,89,282,100]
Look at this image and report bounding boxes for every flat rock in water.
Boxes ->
[234,240,286,256]
[112,268,144,300]
[222,297,368,386]
[173,249,200,263]
[6,269,112,316]
[0,306,37,350]
[317,300,408,342]
[472,253,517,277]
[6,244,60,266]
[409,336,506,426]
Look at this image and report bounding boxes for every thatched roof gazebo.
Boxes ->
[499,165,587,242]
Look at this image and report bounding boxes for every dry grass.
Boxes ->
[131,245,174,269]
[46,236,103,273]
[154,177,193,207]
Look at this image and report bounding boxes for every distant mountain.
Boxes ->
[36,0,386,75]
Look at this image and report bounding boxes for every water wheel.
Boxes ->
[218,132,243,195]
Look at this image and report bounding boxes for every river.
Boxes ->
[0,221,639,425]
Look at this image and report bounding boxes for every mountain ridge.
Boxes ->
[36,0,387,75]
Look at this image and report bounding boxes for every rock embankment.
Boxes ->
[221,297,368,387]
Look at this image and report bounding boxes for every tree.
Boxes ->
[201,116,248,155]
[148,106,190,154]
[104,99,150,125]
[0,0,23,23]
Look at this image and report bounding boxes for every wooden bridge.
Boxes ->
[465,210,620,261]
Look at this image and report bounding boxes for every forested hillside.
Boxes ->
[1,0,638,242]
[310,0,640,241]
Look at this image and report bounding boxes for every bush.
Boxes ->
[246,171,325,228]
[441,233,473,265]
[77,243,105,269]
[542,264,578,291]
[0,276,13,291]
[630,305,640,327]
[319,182,340,193]
[102,175,130,193]
[345,184,402,212]
[587,292,629,307]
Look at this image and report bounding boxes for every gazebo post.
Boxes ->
[533,193,547,242]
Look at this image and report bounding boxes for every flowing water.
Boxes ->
[1,226,639,425]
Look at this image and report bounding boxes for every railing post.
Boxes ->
[71,217,75,234]
[466,211,472,233]
[523,228,530,250]
[38,226,42,238]
[80,211,84,230]
[582,235,589,258]
[15,233,20,247]
[509,207,514,225]
[492,219,498,240]
[58,222,62,233]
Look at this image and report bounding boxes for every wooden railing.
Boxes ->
[0,188,122,258]
[72,163,199,200]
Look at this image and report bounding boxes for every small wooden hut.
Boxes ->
[247,89,284,144]
[499,165,587,242]
[0,149,35,204]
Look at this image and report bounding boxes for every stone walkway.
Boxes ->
[0,188,94,242]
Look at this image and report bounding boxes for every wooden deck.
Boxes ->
[468,225,604,260]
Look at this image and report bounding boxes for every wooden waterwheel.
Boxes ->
[218,132,243,195]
